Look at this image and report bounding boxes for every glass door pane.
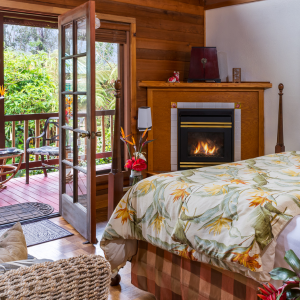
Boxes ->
[61,17,88,208]
[95,42,119,169]
[59,1,96,243]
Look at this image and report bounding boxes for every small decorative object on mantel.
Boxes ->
[187,47,221,83]
[233,68,241,83]
[167,71,180,83]
[171,102,177,108]
[120,127,154,186]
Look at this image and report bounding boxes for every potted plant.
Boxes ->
[258,250,300,300]
[120,127,154,186]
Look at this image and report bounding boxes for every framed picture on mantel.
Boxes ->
[233,68,241,83]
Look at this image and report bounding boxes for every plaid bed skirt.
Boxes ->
[131,241,261,300]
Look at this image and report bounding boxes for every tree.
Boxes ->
[4,24,58,54]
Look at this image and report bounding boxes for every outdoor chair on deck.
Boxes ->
[25,117,59,184]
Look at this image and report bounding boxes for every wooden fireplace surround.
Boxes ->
[138,81,272,172]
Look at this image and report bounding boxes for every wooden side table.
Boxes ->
[146,170,170,177]
[0,152,24,189]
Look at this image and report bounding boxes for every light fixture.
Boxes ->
[137,107,152,131]
[95,15,101,29]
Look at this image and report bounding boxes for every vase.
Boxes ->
[129,170,143,186]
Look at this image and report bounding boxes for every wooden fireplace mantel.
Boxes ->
[138,81,272,90]
[139,81,272,172]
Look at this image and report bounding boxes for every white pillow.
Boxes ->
[0,222,27,263]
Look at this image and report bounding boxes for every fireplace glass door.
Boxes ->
[178,109,234,170]
[188,132,225,158]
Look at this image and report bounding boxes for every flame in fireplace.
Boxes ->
[193,141,217,156]
[194,142,201,154]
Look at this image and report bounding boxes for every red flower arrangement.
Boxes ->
[120,127,154,175]
[132,158,147,172]
[124,157,135,169]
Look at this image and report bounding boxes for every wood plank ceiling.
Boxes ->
[204,0,263,10]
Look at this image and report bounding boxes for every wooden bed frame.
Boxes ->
[275,83,285,153]
[109,82,285,298]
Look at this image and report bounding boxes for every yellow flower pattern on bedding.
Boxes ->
[203,214,232,235]
[138,180,155,195]
[231,245,261,272]
[150,214,165,234]
[171,188,190,202]
[114,199,134,224]
[204,184,229,195]
[101,151,300,279]
[174,246,197,261]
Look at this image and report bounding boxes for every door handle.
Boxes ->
[89,131,102,139]
[80,131,101,139]
[79,132,90,139]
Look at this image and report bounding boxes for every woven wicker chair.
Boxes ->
[0,254,111,300]
[25,117,59,185]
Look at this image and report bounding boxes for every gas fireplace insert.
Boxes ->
[178,109,234,170]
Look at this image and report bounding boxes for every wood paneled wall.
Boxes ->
[9,0,205,110]
[95,0,205,109]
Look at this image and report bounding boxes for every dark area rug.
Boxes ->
[0,203,54,225]
[0,220,73,247]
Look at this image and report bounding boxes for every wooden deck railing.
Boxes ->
[4,110,114,170]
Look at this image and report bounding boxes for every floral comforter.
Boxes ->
[100,152,300,282]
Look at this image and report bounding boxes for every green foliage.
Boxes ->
[270,250,300,282]
[95,42,118,110]
[96,69,117,110]
[4,48,59,177]
[262,250,300,300]
[95,120,113,165]
[4,49,58,115]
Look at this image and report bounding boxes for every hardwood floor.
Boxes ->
[1,172,153,298]
[28,217,156,300]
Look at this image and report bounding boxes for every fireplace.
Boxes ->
[178,109,234,169]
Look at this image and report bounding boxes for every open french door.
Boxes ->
[58,1,97,243]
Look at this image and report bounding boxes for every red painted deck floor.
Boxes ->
[0,172,60,212]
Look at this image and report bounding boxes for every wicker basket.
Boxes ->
[0,254,111,300]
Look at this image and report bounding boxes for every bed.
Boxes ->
[100,151,300,299]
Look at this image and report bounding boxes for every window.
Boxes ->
[4,24,59,115]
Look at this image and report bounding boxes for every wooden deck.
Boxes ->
[0,172,60,212]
